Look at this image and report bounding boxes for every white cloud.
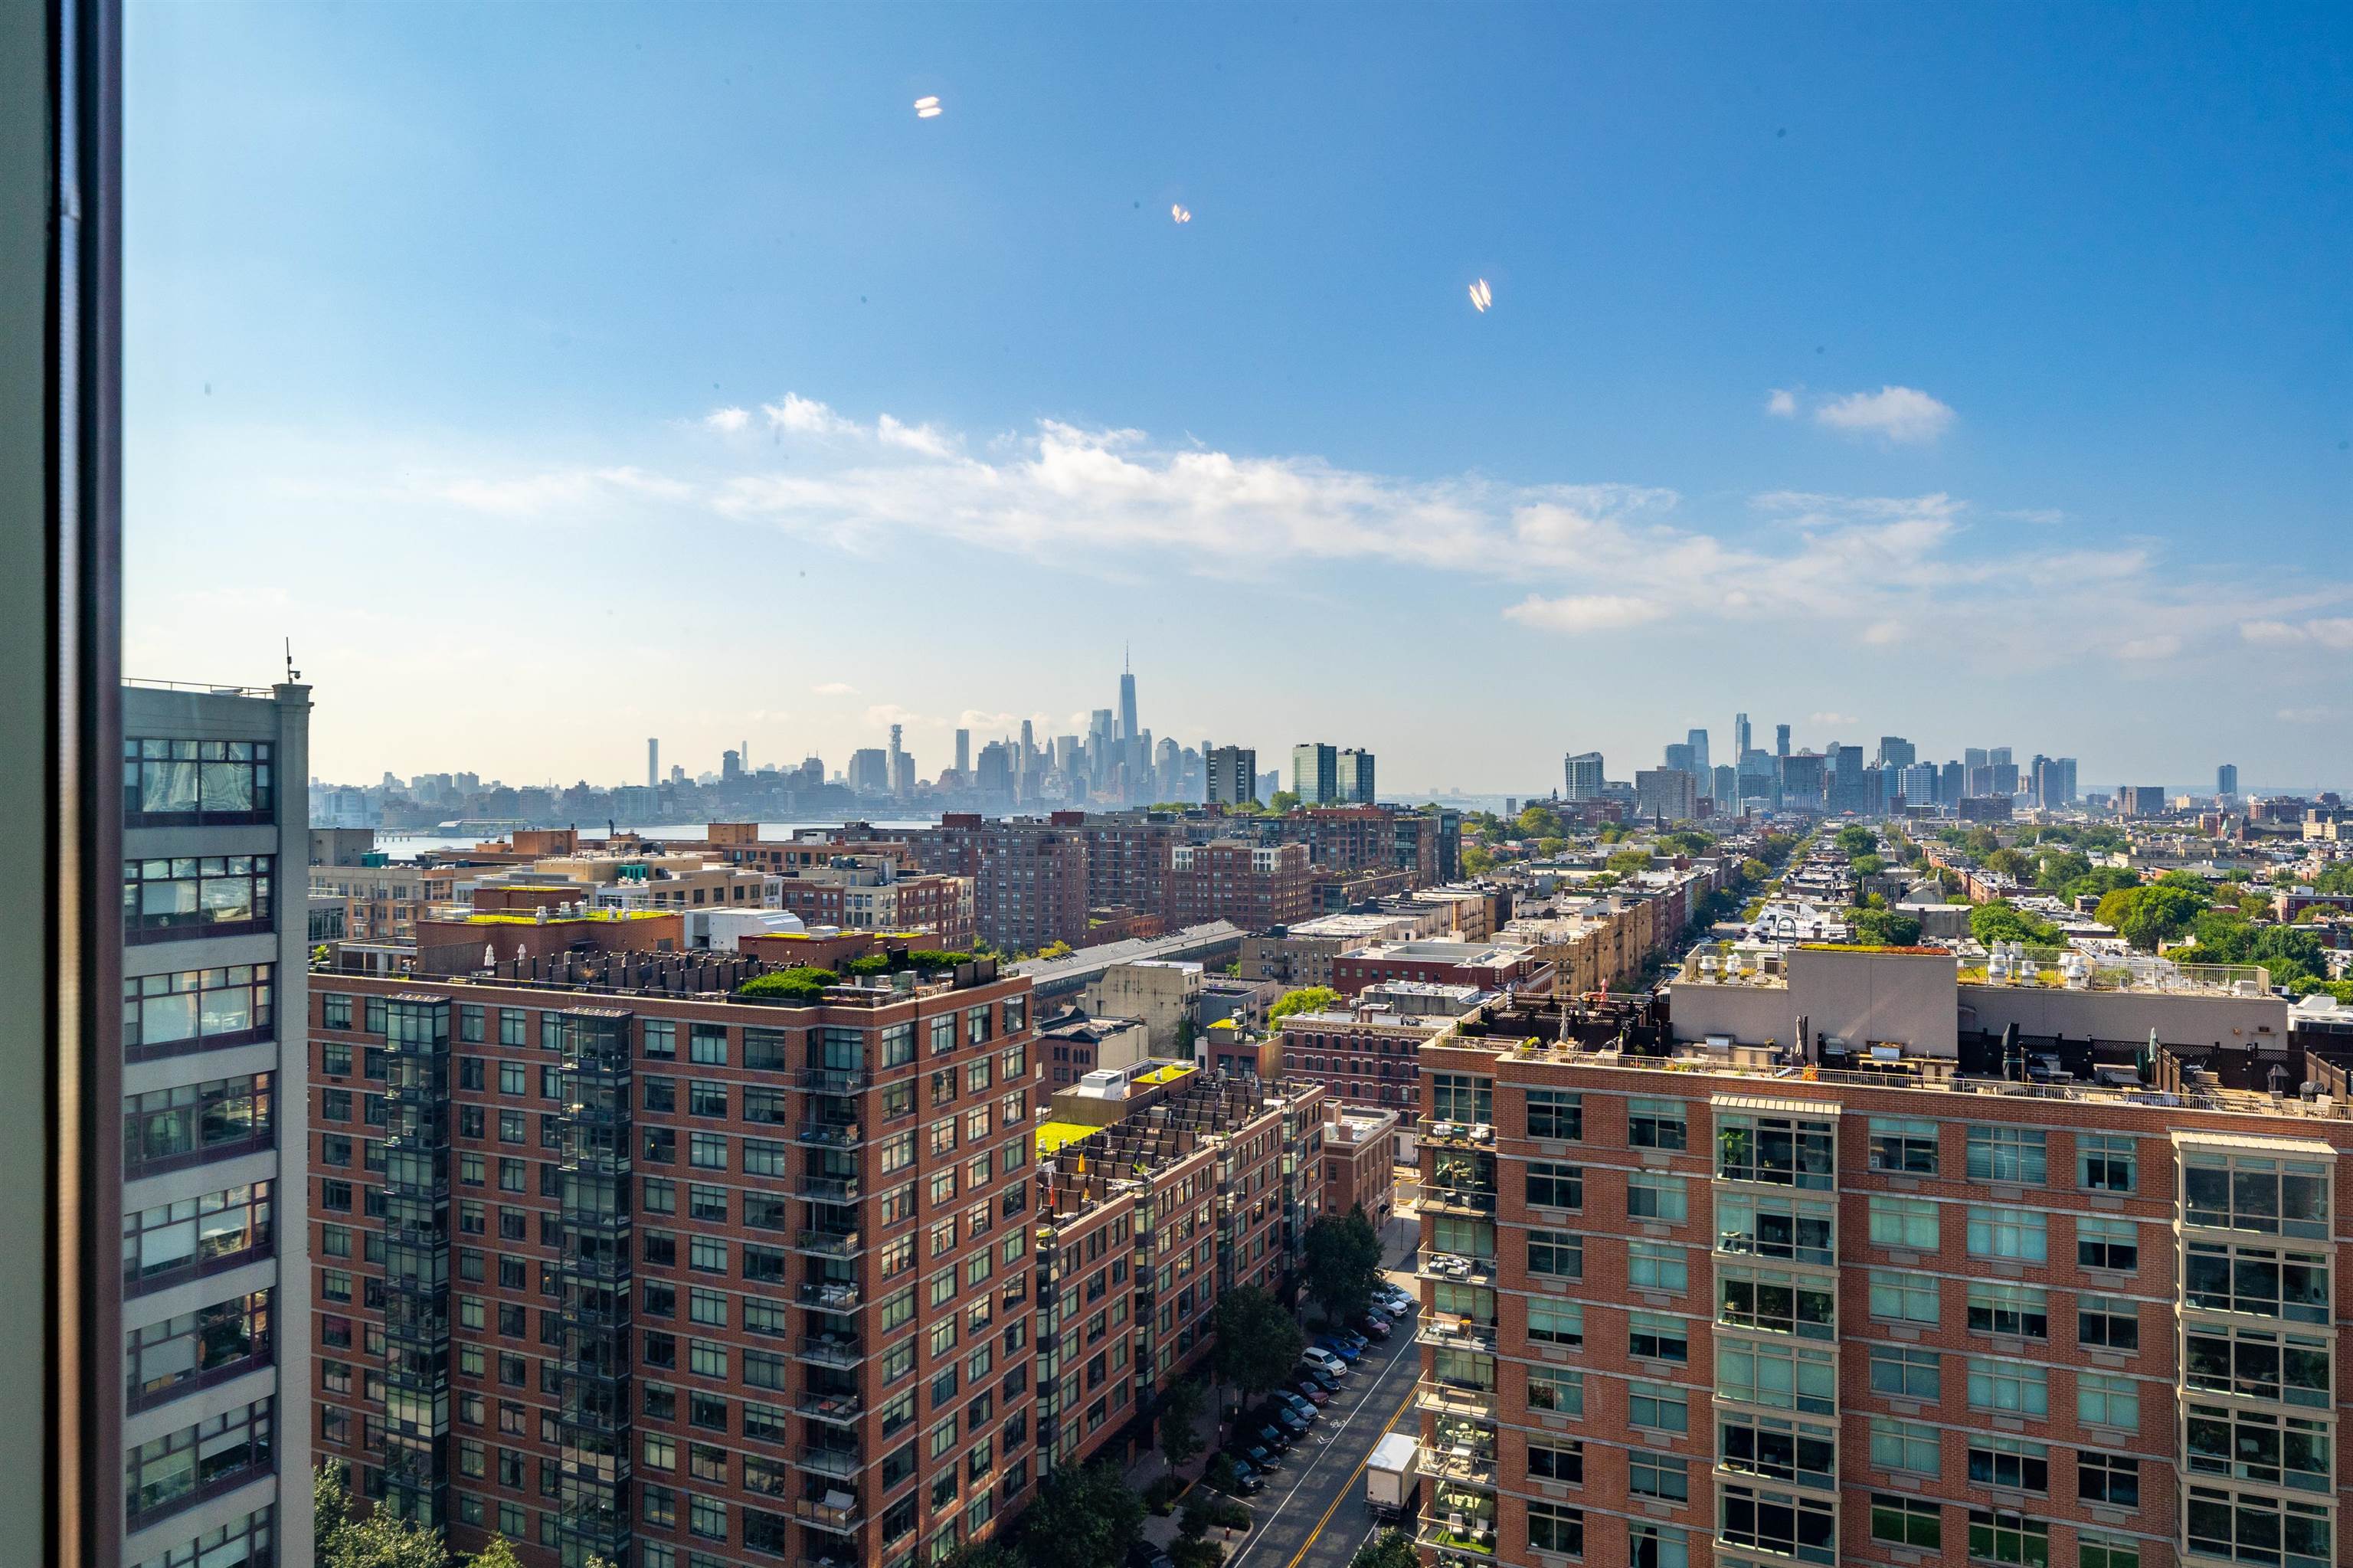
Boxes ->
[1812,385,1956,446]
[1765,388,1798,417]
[863,703,937,730]
[2114,633,2183,661]
[2243,617,2353,651]
[1809,711,1858,725]
[877,414,954,459]
[1500,594,1668,633]
[704,406,750,434]
[809,681,857,696]
[1860,620,1906,646]
[2277,706,2339,724]
[763,394,858,437]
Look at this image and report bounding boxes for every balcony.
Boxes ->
[795,1335,864,1370]
[1419,1185,1498,1218]
[1422,1120,1496,1149]
[800,1067,871,1094]
[1415,1380,1497,1420]
[1417,1522,1498,1560]
[795,1175,861,1204]
[1415,1252,1495,1288]
[799,1279,862,1311]
[793,1229,865,1259]
[1415,1316,1497,1353]
[789,1493,864,1536]
[797,1391,863,1426]
[1423,1446,1499,1488]
[796,1121,864,1148]
[794,1445,861,1480]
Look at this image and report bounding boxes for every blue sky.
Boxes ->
[125,4,2353,793]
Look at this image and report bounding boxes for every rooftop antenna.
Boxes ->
[284,637,300,683]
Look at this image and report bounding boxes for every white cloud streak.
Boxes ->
[1810,385,1956,445]
[2243,617,2353,651]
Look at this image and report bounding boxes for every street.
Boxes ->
[1221,1208,1423,1568]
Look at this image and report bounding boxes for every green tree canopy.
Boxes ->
[2060,866,2141,904]
[738,965,837,1002]
[1460,845,1497,876]
[1158,1377,1207,1473]
[468,1540,526,1568]
[1270,986,1342,1025]
[935,1543,1022,1568]
[1982,847,2034,879]
[2094,884,2208,951]
[1350,1531,1423,1568]
[1605,849,1653,876]
[1738,857,1772,883]
[2314,864,2353,895]
[1022,1463,1148,1568]
[2033,849,2093,890]
[313,1463,450,1568]
[1268,790,1301,813]
[1516,804,1565,839]
[1304,1208,1384,1324]
[1212,1285,1304,1399]
[1969,901,2063,948]
[1656,830,1716,856]
[1851,853,1886,877]
[1850,909,1923,947]
[1834,825,1877,856]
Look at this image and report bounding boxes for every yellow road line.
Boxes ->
[1281,1385,1419,1568]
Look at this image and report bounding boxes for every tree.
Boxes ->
[1605,849,1652,876]
[1738,857,1771,883]
[312,1470,451,1568]
[2094,884,2207,951]
[1460,845,1497,876]
[1851,853,1886,877]
[1517,804,1564,839]
[1304,1207,1383,1325]
[2060,866,2141,904]
[1038,940,1075,961]
[738,965,837,1002]
[1969,901,2062,948]
[1212,1285,1304,1404]
[1982,847,2034,879]
[1834,825,1877,856]
[1269,986,1341,1025]
[468,1540,525,1568]
[936,1541,1022,1568]
[1022,1462,1147,1568]
[1850,909,1922,947]
[1269,790,1301,813]
[1158,1377,1207,1473]
[2033,849,2093,890]
[316,1465,354,1541]
[1350,1531,1422,1568]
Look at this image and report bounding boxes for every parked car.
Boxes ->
[1218,1458,1265,1496]
[1271,1390,1318,1423]
[1317,1335,1363,1364]
[1377,1290,1415,1318]
[1264,1403,1311,1435]
[1288,1377,1331,1406]
[1254,1422,1293,1452]
[1300,1347,1349,1379]
[1242,1442,1281,1471]
[1127,1545,1177,1568]
[1359,1313,1393,1340]
[1334,1327,1370,1352]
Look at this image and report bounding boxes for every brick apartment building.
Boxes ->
[307,943,1041,1568]
[1276,983,1487,1115]
[1034,1067,1327,1471]
[1320,1105,1400,1226]
[1410,952,2342,1568]
[766,858,976,951]
[1330,938,1543,999]
[1167,840,1313,931]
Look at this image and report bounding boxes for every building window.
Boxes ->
[1867,1115,1939,1174]
[1967,1511,2050,1568]
[1867,1346,1938,1402]
[1716,1267,1830,1337]
[1866,1195,1936,1251]
[2077,1293,2139,1351]
[1527,1229,1582,1280]
[123,1397,275,1524]
[1626,1312,1684,1362]
[122,856,275,941]
[2077,1134,2135,1192]
[1626,1172,1685,1223]
[1529,1367,1582,1416]
[1527,1162,1582,1210]
[1627,1098,1686,1151]
[1718,1484,1834,1566]
[1526,1090,1581,1141]
[123,964,276,1059]
[2079,1450,2140,1507]
[2184,1149,2329,1238]
[1965,1357,2047,1417]
[1627,1522,1684,1568]
[1867,1268,1936,1325]
[1628,1452,1687,1503]
[2080,1533,2139,1568]
[1527,1501,1583,1557]
[1429,1074,1492,1125]
[2186,1489,2331,1568]
[1626,1381,1687,1435]
[1965,1126,2046,1184]
[1714,1113,1833,1190]
[2076,1372,2139,1432]
[2185,1239,2331,1322]
[1965,1206,2046,1263]
[1870,1495,1942,1550]
[1965,1282,2047,1339]
[1967,1435,2048,1492]
[1867,1417,1939,1476]
[2076,1216,2139,1272]
[123,738,274,823]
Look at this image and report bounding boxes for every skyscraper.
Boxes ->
[1338,747,1377,804]
[1118,648,1138,742]
[1663,741,1696,776]
[2218,762,2240,799]
[120,682,314,1564]
[1291,742,1340,804]
[646,736,658,789]
[1877,735,1915,771]
[1563,751,1605,801]
[1687,728,1710,781]
[1734,712,1752,758]
[1206,745,1258,806]
[1775,723,1791,758]
[955,727,971,777]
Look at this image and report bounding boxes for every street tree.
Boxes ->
[1304,1207,1383,1325]
[1350,1532,1422,1568]
[1022,1462,1147,1568]
[1269,987,1341,1025]
[1158,1377,1207,1473]
[1213,1285,1305,1405]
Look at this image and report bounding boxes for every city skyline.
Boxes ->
[123,5,2353,789]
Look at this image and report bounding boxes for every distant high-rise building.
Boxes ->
[1664,741,1697,776]
[848,747,889,793]
[1877,735,1916,771]
[1339,748,1377,804]
[2031,755,2065,809]
[1899,761,1939,806]
[1118,649,1139,741]
[2218,762,2240,800]
[1734,712,1752,758]
[1775,723,1792,758]
[955,727,971,777]
[1779,750,1826,809]
[1635,768,1698,823]
[1291,743,1340,804]
[976,740,1013,797]
[1258,768,1283,801]
[1989,761,2021,797]
[1207,745,1258,806]
[1827,744,1869,813]
[889,722,905,795]
[646,736,658,789]
[2119,784,2167,818]
[1713,763,1739,805]
[721,748,743,781]
[1989,745,2013,768]
[2059,757,2078,806]
[1687,728,1711,781]
[1564,751,1606,801]
[1941,759,1965,804]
